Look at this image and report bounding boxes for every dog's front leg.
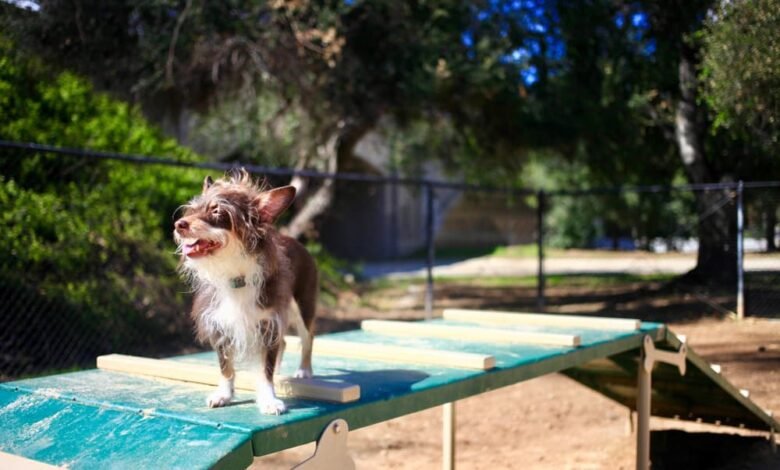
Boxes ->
[207,343,235,408]
[257,319,286,415]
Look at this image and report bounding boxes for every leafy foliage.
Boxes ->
[0,40,205,356]
[520,152,696,249]
[188,89,311,167]
[701,0,780,153]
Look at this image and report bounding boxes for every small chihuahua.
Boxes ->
[174,169,317,415]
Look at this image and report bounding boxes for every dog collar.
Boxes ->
[229,276,246,289]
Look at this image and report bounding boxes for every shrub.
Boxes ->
[0,40,207,375]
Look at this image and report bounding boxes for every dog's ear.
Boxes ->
[202,176,214,193]
[256,186,296,223]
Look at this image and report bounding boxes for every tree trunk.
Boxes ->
[675,43,736,283]
[283,133,338,239]
[283,119,374,239]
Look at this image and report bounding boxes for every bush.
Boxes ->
[0,39,207,375]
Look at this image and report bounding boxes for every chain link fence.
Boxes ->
[428,184,779,322]
[538,187,735,321]
[743,186,780,317]
[1,141,778,381]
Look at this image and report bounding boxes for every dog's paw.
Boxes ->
[257,397,287,415]
[207,390,233,408]
[293,367,313,379]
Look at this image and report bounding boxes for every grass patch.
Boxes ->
[404,243,561,260]
[745,271,780,288]
[444,275,538,287]
[492,244,542,258]
[405,246,496,260]
[360,272,676,293]
[399,243,666,261]
[542,272,675,287]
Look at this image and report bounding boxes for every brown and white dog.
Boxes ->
[173,169,317,415]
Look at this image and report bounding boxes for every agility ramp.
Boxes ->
[1,310,777,469]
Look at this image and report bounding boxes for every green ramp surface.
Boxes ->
[1,318,777,468]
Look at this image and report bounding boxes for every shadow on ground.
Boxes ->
[650,430,779,470]
[329,271,780,328]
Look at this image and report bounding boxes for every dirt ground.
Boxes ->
[254,279,780,469]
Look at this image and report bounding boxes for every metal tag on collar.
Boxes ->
[229,276,247,289]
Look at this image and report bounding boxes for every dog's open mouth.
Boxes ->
[182,239,221,258]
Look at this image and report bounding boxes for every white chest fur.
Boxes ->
[202,282,275,359]
[184,237,278,359]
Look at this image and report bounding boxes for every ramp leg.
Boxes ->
[636,335,687,470]
[443,402,456,470]
[636,348,651,470]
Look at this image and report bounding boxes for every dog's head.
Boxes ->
[173,169,295,260]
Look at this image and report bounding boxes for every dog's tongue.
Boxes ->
[183,240,218,258]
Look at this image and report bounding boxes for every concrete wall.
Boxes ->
[436,192,536,248]
[320,185,537,260]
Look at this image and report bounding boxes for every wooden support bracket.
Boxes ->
[642,335,687,375]
[96,354,360,403]
[292,419,355,470]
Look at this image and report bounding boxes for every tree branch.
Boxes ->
[283,133,338,239]
[283,118,375,239]
[166,0,193,87]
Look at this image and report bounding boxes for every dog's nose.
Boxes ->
[175,219,189,231]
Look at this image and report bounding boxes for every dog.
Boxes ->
[173,169,318,415]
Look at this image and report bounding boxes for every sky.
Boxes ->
[3,0,39,11]
[462,2,654,86]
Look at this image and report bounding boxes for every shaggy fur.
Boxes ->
[174,169,317,414]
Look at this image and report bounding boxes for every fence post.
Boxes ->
[736,181,745,320]
[536,190,546,311]
[425,183,435,319]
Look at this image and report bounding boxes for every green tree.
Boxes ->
[701,0,780,153]
[701,0,780,250]
[639,0,780,277]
